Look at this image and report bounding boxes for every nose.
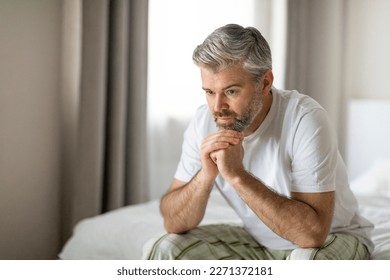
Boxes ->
[214,93,228,112]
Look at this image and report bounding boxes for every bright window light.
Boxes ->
[148,0,259,126]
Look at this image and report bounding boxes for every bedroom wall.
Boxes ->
[344,0,390,100]
[343,0,390,175]
[0,0,61,259]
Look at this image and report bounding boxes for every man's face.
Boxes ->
[200,64,264,133]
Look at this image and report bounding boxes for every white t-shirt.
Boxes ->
[174,88,373,252]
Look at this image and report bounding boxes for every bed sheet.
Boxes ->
[59,161,390,260]
[350,160,390,259]
[355,195,390,259]
[58,190,241,260]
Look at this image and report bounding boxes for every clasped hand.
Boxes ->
[200,130,245,181]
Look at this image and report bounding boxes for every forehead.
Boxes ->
[200,64,254,88]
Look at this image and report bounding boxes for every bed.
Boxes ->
[59,99,390,260]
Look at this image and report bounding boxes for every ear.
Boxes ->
[260,70,274,96]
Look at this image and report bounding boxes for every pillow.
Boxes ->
[350,159,390,198]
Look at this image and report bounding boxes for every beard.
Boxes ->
[214,92,263,132]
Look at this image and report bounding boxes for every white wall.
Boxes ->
[0,0,61,259]
[347,100,390,179]
[343,0,390,175]
[344,0,390,100]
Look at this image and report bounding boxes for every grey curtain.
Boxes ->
[284,0,348,155]
[59,0,148,245]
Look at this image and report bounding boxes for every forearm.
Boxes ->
[228,171,332,248]
[160,170,215,233]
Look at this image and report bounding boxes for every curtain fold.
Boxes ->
[60,0,148,245]
[284,0,348,155]
[125,0,149,205]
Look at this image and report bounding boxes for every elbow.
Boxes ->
[163,219,191,234]
[291,222,329,248]
[164,225,180,234]
[297,237,326,249]
[163,220,178,234]
[296,230,328,248]
[161,208,202,234]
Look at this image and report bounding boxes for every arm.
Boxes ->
[212,143,335,248]
[160,130,243,233]
[229,169,334,248]
[160,172,213,234]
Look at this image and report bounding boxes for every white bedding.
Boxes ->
[59,189,241,260]
[349,160,390,259]
[59,160,390,260]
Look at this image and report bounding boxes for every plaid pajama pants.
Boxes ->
[146,224,370,260]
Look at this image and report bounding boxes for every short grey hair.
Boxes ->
[192,24,272,81]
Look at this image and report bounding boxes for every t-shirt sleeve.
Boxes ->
[174,114,203,183]
[290,108,338,192]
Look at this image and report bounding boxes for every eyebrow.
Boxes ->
[202,83,242,92]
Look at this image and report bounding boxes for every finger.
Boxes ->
[204,132,243,146]
[215,129,244,139]
[201,140,229,156]
[210,151,218,164]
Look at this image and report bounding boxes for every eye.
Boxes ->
[225,89,236,96]
[205,90,215,96]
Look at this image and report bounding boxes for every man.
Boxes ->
[147,24,373,260]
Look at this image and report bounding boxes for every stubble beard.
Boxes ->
[214,92,263,132]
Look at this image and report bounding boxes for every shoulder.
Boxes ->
[274,88,330,128]
[276,88,324,115]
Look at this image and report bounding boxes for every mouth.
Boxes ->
[217,116,233,120]
[215,116,234,123]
